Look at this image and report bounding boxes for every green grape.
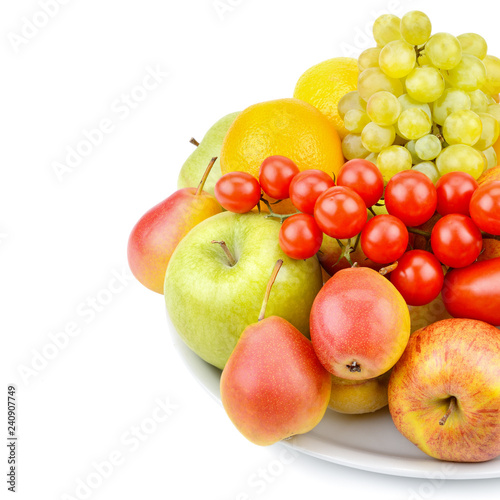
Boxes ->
[457,33,488,60]
[412,162,440,184]
[338,91,366,119]
[487,103,500,123]
[365,152,379,165]
[398,94,432,120]
[373,14,402,47]
[361,122,396,153]
[415,134,442,160]
[377,145,412,183]
[366,91,401,125]
[432,89,471,126]
[405,140,420,164]
[379,40,416,78]
[442,110,482,146]
[358,47,381,72]
[469,89,491,114]
[358,68,404,101]
[475,113,500,150]
[398,108,432,140]
[341,133,370,160]
[445,54,487,92]
[400,11,432,46]
[344,109,371,133]
[482,55,500,95]
[405,67,445,103]
[436,144,485,179]
[426,33,462,70]
[479,146,498,171]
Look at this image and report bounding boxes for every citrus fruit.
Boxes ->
[293,57,359,139]
[220,98,344,213]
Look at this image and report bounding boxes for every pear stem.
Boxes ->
[258,259,283,321]
[439,397,457,426]
[379,261,398,276]
[211,240,236,266]
[189,137,200,147]
[196,157,217,196]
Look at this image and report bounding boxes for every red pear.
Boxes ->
[128,158,223,293]
[220,261,331,446]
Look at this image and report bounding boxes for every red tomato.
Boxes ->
[214,172,261,213]
[259,156,300,199]
[430,214,483,268]
[278,214,323,260]
[337,159,384,208]
[314,186,367,239]
[435,171,478,216]
[289,170,334,214]
[442,257,500,325]
[389,250,444,306]
[385,170,437,227]
[469,180,500,235]
[360,214,409,264]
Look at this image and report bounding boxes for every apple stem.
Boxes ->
[211,240,236,266]
[189,137,200,147]
[258,259,283,322]
[439,397,457,426]
[379,261,398,276]
[196,157,218,196]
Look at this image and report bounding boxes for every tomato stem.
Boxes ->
[260,196,299,222]
[407,227,431,237]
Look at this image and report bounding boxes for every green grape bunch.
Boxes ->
[339,10,500,184]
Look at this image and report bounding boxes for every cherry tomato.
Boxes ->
[289,170,334,214]
[385,170,437,227]
[258,156,300,200]
[430,214,483,268]
[360,214,409,264]
[278,214,323,260]
[442,257,500,325]
[337,159,384,208]
[435,171,478,216]
[214,172,261,213]
[469,180,500,235]
[314,186,367,239]
[389,250,444,306]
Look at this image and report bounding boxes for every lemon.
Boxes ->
[294,57,359,139]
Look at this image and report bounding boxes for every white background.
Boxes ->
[2,0,500,499]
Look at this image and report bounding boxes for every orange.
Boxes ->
[220,98,344,213]
[293,57,359,139]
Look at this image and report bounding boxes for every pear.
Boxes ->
[177,111,240,196]
[128,158,223,294]
[220,260,332,446]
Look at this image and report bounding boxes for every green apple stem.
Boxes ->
[258,259,283,321]
[211,240,236,266]
[439,396,457,426]
[379,261,398,276]
[196,157,218,196]
[189,137,200,147]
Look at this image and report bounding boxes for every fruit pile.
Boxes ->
[128,10,500,465]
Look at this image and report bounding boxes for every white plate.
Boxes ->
[167,314,500,479]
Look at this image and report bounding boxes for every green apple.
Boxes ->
[177,111,240,196]
[164,211,323,369]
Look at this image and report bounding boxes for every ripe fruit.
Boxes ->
[442,257,500,325]
[314,186,367,239]
[128,159,223,294]
[389,318,500,462]
[469,180,500,235]
[258,156,299,200]
[220,261,331,446]
[293,57,359,139]
[220,98,344,214]
[435,171,478,216]
[431,214,483,268]
[310,267,410,380]
[278,214,323,260]
[289,169,334,214]
[389,250,444,306]
[214,171,261,213]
